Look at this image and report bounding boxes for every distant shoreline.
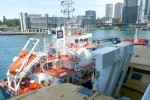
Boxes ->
[0,32,48,35]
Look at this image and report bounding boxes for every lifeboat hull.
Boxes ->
[122,38,148,45]
[9,50,36,74]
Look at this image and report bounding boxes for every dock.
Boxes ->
[0,32,48,35]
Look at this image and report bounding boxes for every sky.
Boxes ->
[0,0,123,20]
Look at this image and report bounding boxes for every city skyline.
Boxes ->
[0,0,123,20]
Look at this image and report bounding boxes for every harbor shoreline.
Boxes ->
[0,32,47,35]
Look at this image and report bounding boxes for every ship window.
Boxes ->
[84,38,88,42]
[131,73,142,81]
[80,39,83,43]
[75,39,79,43]
[51,30,56,34]
[89,38,92,41]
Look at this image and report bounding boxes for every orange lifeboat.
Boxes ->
[122,38,149,45]
[18,82,43,95]
[9,50,36,74]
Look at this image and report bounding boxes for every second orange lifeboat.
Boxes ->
[122,38,148,45]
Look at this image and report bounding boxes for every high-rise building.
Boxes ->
[29,14,48,29]
[76,15,86,26]
[85,10,96,25]
[105,4,113,24]
[144,0,150,22]
[3,16,6,23]
[48,16,64,27]
[139,0,146,23]
[20,13,48,32]
[20,13,64,32]
[114,2,123,19]
[106,4,113,19]
[122,0,146,23]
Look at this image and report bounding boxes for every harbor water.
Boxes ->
[0,29,150,99]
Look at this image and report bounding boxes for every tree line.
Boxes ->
[0,18,20,27]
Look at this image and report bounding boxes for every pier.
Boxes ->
[0,32,48,35]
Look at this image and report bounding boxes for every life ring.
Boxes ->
[94,43,97,46]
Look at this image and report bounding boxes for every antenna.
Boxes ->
[61,0,75,18]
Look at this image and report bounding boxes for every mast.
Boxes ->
[61,0,75,35]
[61,0,75,18]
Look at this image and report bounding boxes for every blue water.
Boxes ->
[0,29,150,99]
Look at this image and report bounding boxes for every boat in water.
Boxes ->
[122,29,149,45]
[0,22,123,98]
[0,27,125,99]
[0,1,122,98]
[2,1,150,100]
[0,24,96,94]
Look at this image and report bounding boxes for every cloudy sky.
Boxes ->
[0,0,123,20]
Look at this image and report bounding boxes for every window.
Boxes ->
[80,39,83,43]
[75,39,79,43]
[51,30,56,34]
[84,38,88,42]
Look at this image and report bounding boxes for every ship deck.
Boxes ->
[10,83,115,100]
[34,63,93,79]
[130,45,150,71]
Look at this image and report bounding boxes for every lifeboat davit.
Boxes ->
[9,50,36,74]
